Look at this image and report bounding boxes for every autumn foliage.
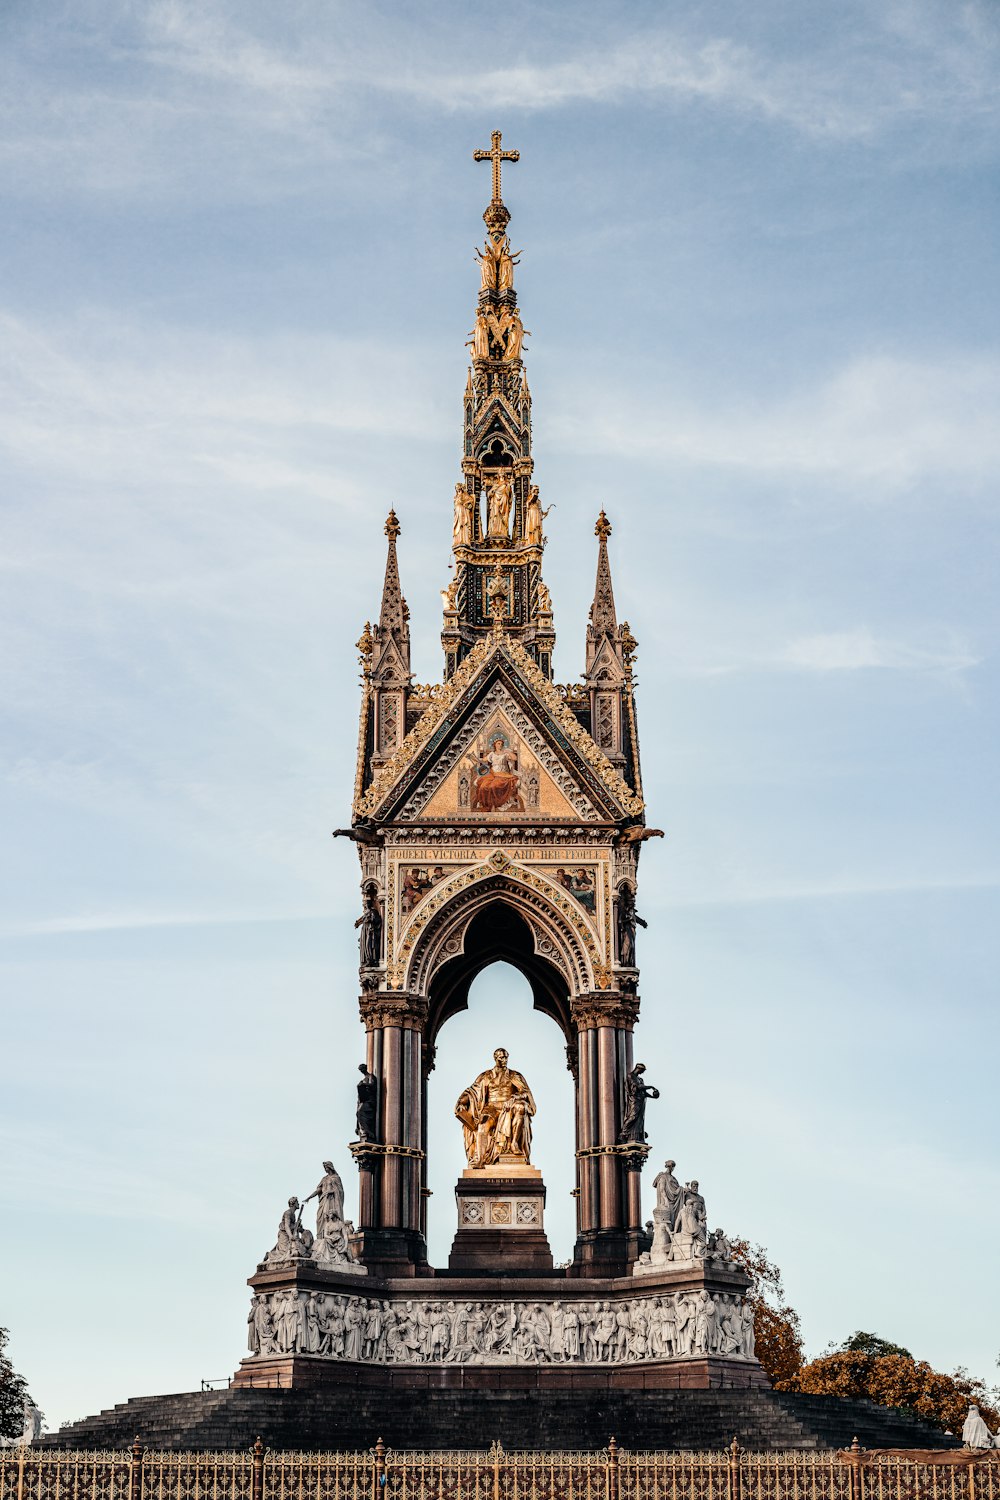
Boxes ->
[777,1346,1000,1433]
[729,1238,805,1385]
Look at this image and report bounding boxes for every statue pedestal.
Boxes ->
[447,1169,554,1274]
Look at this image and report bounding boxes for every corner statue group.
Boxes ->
[456,1047,537,1169]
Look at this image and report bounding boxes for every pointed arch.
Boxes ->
[401,863,600,1044]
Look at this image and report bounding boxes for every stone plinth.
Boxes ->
[448,1169,553,1274]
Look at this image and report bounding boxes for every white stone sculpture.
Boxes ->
[262,1197,314,1266]
[962,1406,995,1450]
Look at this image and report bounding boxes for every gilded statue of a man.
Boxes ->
[455,1047,536,1169]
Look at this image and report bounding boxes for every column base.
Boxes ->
[354,1227,430,1279]
[568,1228,643,1279]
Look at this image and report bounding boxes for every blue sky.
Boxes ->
[2,0,998,1430]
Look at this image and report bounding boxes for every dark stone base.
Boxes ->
[41,1387,960,1454]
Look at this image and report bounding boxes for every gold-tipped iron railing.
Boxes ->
[3,1440,998,1500]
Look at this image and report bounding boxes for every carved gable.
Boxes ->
[356,635,643,826]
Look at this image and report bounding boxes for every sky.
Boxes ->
[1,0,998,1433]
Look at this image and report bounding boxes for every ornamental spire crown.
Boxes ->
[441,133,555,680]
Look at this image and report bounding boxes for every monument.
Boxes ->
[233,133,766,1396]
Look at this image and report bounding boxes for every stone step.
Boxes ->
[38,1386,957,1454]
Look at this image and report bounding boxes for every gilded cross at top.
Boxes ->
[473,130,520,204]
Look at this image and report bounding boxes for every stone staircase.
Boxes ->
[40,1387,957,1453]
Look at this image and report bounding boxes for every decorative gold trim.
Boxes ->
[354,634,644,821]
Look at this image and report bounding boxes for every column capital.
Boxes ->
[358,990,429,1032]
[571,991,640,1032]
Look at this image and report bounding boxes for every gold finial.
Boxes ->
[356,621,374,666]
[595,510,612,540]
[384,509,401,541]
[473,130,520,205]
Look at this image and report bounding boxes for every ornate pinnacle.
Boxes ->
[356,621,374,666]
[595,510,612,541]
[384,509,401,541]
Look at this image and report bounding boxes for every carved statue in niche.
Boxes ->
[619,1063,659,1144]
[616,883,647,967]
[355,883,382,968]
[356,1064,378,1142]
[485,471,514,539]
[452,483,476,548]
[524,485,552,546]
[455,1046,537,1168]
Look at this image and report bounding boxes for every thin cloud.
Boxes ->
[549,353,1000,490]
[777,628,979,674]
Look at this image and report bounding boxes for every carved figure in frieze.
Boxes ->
[456,1047,536,1169]
[615,883,646,968]
[484,1301,513,1355]
[247,1296,261,1356]
[619,1063,659,1144]
[594,1302,616,1361]
[548,1302,566,1360]
[719,1299,742,1357]
[256,1297,278,1357]
[453,482,476,548]
[659,1296,679,1358]
[629,1303,650,1361]
[364,1299,384,1361]
[674,1294,695,1357]
[355,883,383,969]
[692,1291,718,1356]
[741,1300,756,1359]
[343,1298,364,1362]
[356,1064,378,1143]
[614,1300,632,1361]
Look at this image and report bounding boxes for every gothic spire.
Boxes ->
[589,511,619,640]
[581,513,620,684]
[373,509,410,676]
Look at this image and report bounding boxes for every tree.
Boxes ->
[0,1327,31,1442]
[777,1347,1000,1433]
[838,1330,912,1360]
[729,1238,804,1384]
